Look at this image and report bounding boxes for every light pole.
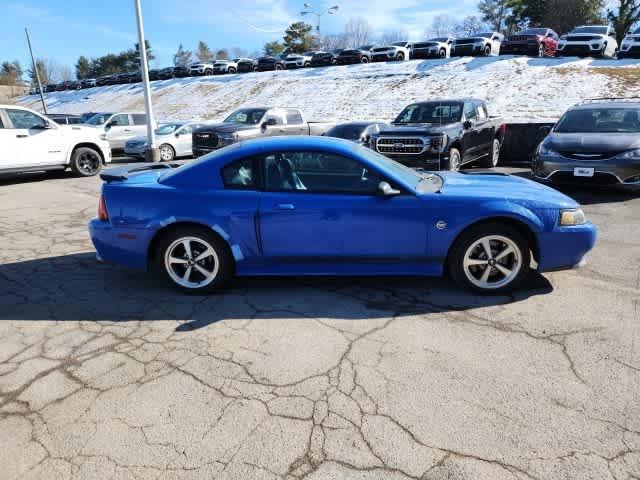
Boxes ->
[25,28,47,114]
[133,0,159,162]
[300,3,339,35]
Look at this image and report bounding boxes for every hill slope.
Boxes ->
[17,56,640,124]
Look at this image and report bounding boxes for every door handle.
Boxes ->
[278,129,286,133]
[274,203,295,210]
[16,134,28,138]
[123,129,132,132]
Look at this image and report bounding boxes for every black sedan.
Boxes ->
[336,46,373,64]
[532,99,640,188]
[324,121,387,145]
[311,49,342,67]
[173,65,190,78]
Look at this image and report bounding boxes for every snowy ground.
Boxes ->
[17,55,640,124]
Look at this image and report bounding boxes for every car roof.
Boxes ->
[573,101,640,109]
[331,121,384,127]
[412,98,483,105]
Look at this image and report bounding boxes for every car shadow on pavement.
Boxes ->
[0,252,552,330]
[511,170,640,205]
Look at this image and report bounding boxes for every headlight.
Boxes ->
[538,143,557,156]
[430,134,448,152]
[616,149,640,159]
[559,209,586,226]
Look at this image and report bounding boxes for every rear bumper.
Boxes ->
[537,222,597,272]
[89,218,153,270]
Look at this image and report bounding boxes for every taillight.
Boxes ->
[499,123,508,135]
[98,195,109,221]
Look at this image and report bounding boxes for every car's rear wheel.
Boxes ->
[228,67,236,73]
[396,52,405,61]
[445,148,461,171]
[156,227,234,294]
[439,48,447,58]
[275,64,283,70]
[483,44,492,56]
[70,147,102,177]
[449,223,531,293]
[479,138,501,168]
[159,144,175,162]
[361,56,369,63]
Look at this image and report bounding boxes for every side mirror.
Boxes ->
[361,134,371,144]
[174,132,180,138]
[105,121,114,129]
[538,125,553,136]
[463,120,473,130]
[262,118,277,130]
[378,181,401,197]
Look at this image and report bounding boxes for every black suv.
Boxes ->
[173,65,190,78]
[336,46,373,64]
[257,56,285,71]
[237,58,258,73]
[311,49,343,66]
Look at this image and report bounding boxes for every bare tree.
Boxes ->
[343,17,372,47]
[454,15,487,37]
[319,33,348,50]
[58,65,74,81]
[229,47,248,59]
[427,14,457,38]
[379,30,408,45]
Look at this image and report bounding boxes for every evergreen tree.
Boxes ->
[0,60,23,85]
[263,41,285,56]
[75,56,91,80]
[282,22,316,53]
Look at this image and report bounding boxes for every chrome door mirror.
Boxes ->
[378,181,401,196]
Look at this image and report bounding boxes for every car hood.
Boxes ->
[378,124,451,135]
[196,123,258,134]
[439,172,578,209]
[545,133,640,152]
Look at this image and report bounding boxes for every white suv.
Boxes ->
[557,25,618,58]
[283,52,314,68]
[212,59,238,74]
[0,105,111,177]
[188,62,214,76]
[84,112,149,151]
[370,42,412,61]
[619,26,640,59]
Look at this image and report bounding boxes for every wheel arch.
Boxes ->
[444,215,541,269]
[69,142,106,164]
[147,220,235,271]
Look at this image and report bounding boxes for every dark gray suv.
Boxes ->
[532,99,640,188]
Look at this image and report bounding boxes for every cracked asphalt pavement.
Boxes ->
[0,165,638,480]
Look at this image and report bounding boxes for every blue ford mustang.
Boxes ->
[89,136,596,294]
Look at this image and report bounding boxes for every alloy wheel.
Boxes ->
[159,145,174,161]
[77,151,101,175]
[164,237,220,289]
[462,235,522,290]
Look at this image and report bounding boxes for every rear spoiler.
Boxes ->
[100,163,179,182]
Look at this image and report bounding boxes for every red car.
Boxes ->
[500,27,559,57]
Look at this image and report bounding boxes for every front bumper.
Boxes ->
[371,52,396,61]
[557,42,604,56]
[451,44,485,56]
[500,42,540,55]
[189,68,207,75]
[537,222,597,272]
[284,61,305,68]
[618,44,640,58]
[532,153,640,187]
[412,48,442,58]
[337,56,362,64]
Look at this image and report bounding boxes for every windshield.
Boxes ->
[394,102,463,124]
[633,27,640,34]
[224,109,267,125]
[430,37,450,42]
[517,28,547,35]
[392,42,407,46]
[572,26,608,34]
[554,108,640,133]
[476,32,494,38]
[155,123,183,135]
[355,146,443,193]
[86,113,113,125]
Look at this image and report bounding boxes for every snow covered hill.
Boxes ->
[17,56,640,124]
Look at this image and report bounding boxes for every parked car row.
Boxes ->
[27,25,640,95]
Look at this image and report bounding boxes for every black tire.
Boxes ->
[445,148,462,171]
[479,138,501,168]
[228,67,236,73]
[483,44,492,56]
[396,52,405,61]
[361,56,369,63]
[304,62,311,67]
[158,144,175,162]
[275,64,283,70]
[439,48,447,58]
[70,147,102,177]
[448,222,531,294]
[155,226,234,294]
[205,69,213,75]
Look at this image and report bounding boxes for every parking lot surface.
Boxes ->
[0,166,638,480]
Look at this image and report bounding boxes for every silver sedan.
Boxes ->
[124,121,205,161]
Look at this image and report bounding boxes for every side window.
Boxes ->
[5,109,47,129]
[264,151,381,194]
[476,105,487,121]
[131,114,147,125]
[179,125,193,135]
[286,110,303,125]
[110,114,130,126]
[264,114,284,126]
[222,157,256,189]
[463,103,477,121]
[0,114,4,129]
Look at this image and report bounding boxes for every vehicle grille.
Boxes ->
[414,43,437,48]
[566,35,597,41]
[193,132,219,149]
[549,171,620,185]
[559,151,619,160]
[509,35,536,41]
[376,137,427,154]
[454,39,477,45]
[372,48,390,52]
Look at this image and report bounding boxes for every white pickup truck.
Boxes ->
[0,105,111,177]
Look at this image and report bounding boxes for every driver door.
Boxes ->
[257,151,429,266]
[104,113,134,150]
[5,108,66,167]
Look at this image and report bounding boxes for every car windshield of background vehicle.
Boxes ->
[476,32,494,38]
[86,113,112,125]
[634,27,640,34]
[155,124,182,135]
[554,108,640,133]
[224,109,267,125]
[518,28,548,35]
[573,26,608,34]
[326,124,364,140]
[394,102,462,124]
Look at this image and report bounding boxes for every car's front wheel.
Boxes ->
[445,148,461,171]
[156,227,234,294]
[396,52,405,61]
[228,67,237,73]
[483,44,492,56]
[70,147,102,177]
[439,48,447,58]
[480,138,501,168]
[449,223,531,293]
[159,144,175,162]
[361,56,369,63]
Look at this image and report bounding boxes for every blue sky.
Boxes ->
[3,0,476,75]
